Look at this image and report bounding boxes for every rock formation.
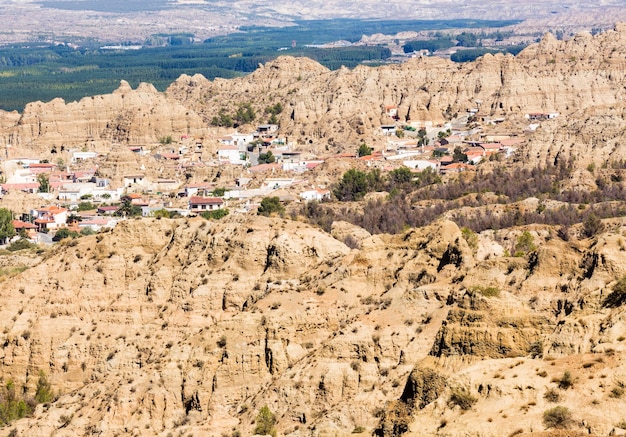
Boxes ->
[0,81,206,157]
[0,215,624,436]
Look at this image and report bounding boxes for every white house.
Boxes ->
[217,145,247,165]
[71,151,98,162]
[123,174,146,187]
[189,196,224,213]
[381,125,397,136]
[264,178,294,190]
[300,188,331,201]
[219,132,254,149]
[403,160,439,171]
[32,205,68,231]
[58,182,96,202]
[92,187,122,201]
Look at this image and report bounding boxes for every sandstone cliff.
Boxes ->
[165,24,626,155]
[0,81,206,157]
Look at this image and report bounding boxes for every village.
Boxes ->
[0,107,551,244]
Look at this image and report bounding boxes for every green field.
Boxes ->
[0,18,521,111]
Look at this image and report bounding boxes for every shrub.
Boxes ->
[543,406,573,429]
[514,231,536,255]
[469,285,500,298]
[528,340,543,358]
[7,239,36,252]
[152,209,171,219]
[77,201,96,212]
[79,227,95,236]
[447,387,477,410]
[543,388,561,403]
[556,371,574,390]
[216,335,227,348]
[604,276,626,308]
[159,135,173,145]
[582,213,603,238]
[201,208,229,220]
[254,405,277,437]
[461,227,478,251]
[258,197,284,217]
[610,381,625,398]
[52,228,80,242]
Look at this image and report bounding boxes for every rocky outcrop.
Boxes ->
[165,25,626,155]
[0,80,205,156]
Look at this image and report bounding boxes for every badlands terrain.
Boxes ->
[1,23,626,437]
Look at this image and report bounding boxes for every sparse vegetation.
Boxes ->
[555,371,574,390]
[543,388,561,402]
[603,276,626,308]
[543,406,573,429]
[468,285,500,298]
[528,340,543,358]
[447,387,477,410]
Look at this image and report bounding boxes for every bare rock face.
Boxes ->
[1,80,205,156]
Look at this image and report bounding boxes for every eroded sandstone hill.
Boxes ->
[2,24,626,162]
[165,24,626,152]
[0,81,206,155]
[0,215,625,436]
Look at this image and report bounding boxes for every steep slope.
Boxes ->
[0,216,625,436]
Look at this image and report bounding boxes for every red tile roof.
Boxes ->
[189,196,223,205]
[12,220,37,229]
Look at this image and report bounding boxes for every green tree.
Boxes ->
[0,208,15,244]
[258,151,276,164]
[152,209,171,219]
[235,103,255,125]
[37,174,50,193]
[333,169,370,201]
[115,196,142,217]
[417,129,430,147]
[452,146,468,163]
[254,405,277,437]
[258,197,284,217]
[514,230,536,256]
[34,371,54,404]
[357,143,372,157]
[211,187,227,197]
[0,380,33,425]
[388,167,413,185]
[210,109,234,127]
[77,201,96,212]
[52,228,79,241]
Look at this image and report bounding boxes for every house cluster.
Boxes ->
[216,124,324,172]
[0,109,532,244]
[376,127,525,174]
